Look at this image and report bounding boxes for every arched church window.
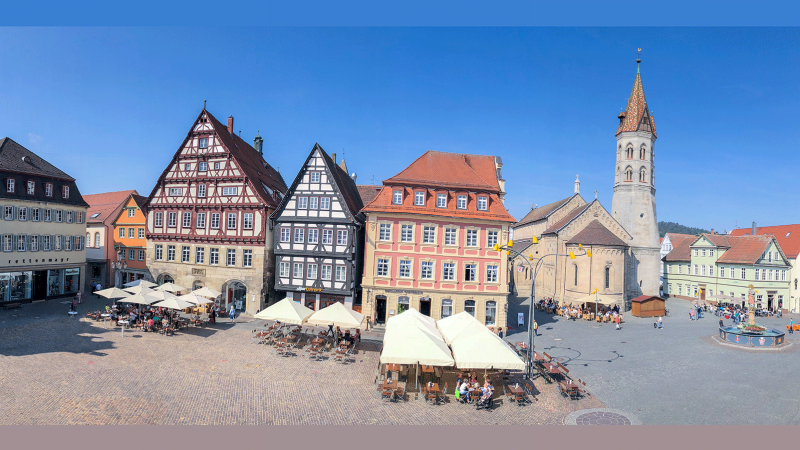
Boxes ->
[640,146,646,160]
[573,264,578,286]
[604,266,610,289]
[626,146,633,159]
[625,167,633,182]
[639,168,647,182]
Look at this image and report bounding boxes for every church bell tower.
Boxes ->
[611,56,661,299]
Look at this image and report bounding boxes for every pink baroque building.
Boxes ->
[360,150,516,329]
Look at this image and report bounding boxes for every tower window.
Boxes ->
[640,146,646,160]
[625,167,633,182]
[626,146,633,159]
[639,168,647,182]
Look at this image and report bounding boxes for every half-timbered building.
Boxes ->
[270,144,365,311]
[144,109,287,315]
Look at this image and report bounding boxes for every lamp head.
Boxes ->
[507,239,513,248]
[531,236,538,244]
[569,252,575,259]
[587,250,592,257]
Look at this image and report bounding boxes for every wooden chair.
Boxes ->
[437,382,448,404]
[503,385,516,404]
[394,383,407,402]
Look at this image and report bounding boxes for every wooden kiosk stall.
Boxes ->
[630,295,666,317]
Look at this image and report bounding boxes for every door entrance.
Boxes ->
[699,287,706,301]
[420,298,431,316]
[767,292,775,311]
[375,296,387,323]
[32,270,47,300]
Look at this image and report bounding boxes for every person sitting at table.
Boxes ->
[354,329,361,343]
[459,381,470,401]
[343,329,352,342]
[105,303,111,313]
[146,318,155,332]
[129,311,137,324]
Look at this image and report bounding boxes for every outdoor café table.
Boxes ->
[531,352,545,362]
[101,313,111,329]
[381,380,398,390]
[422,383,440,402]
[118,320,129,337]
[421,365,434,374]
[311,337,324,345]
[507,384,525,401]
[559,382,580,398]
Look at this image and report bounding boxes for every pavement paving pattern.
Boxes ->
[0,296,602,425]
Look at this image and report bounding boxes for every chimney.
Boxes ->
[752,221,757,235]
[574,174,580,194]
[227,116,234,134]
[253,133,263,156]
[710,228,715,235]
[331,153,337,164]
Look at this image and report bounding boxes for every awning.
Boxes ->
[437,311,479,344]
[572,293,620,307]
[380,309,454,367]
[253,297,314,325]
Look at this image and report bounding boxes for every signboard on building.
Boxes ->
[192,268,206,276]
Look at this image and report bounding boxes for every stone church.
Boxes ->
[510,61,661,311]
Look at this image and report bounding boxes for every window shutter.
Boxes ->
[50,235,55,251]
[11,235,17,252]
[11,206,17,221]
[56,235,61,251]
[0,205,4,220]
[24,235,30,251]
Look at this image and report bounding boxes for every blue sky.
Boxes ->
[0,27,797,233]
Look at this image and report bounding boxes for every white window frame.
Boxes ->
[392,190,403,205]
[279,262,290,278]
[477,196,487,211]
[210,248,219,265]
[445,228,457,246]
[322,229,333,244]
[169,188,183,196]
[195,247,205,264]
[309,197,318,210]
[307,263,318,279]
[321,265,332,280]
[226,249,236,266]
[243,249,252,267]
[198,161,208,172]
[222,187,237,196]
[210,213,220,229]
[422,226,436,244]
[154,212,163,227]
[335,266,347,282]
[308,228,319,244]
[379,223,392,241]
[196,213,206,229]
[27,181,35,195]
[309,172,320,183]
[168,212,177,227]
[280,227,291,243]
[457,195,467,209]
[183,212,192,228]
[227,213,237,230]
[294,228,305,243]
[243,213,253,230]
[155,245,163,260]
[293,262,304,278]
[464,264,476,282]
[466,229,478,247]
[486,265,498,283]
[297,197,308,209]
[181,246,190,263]
[436,194,447,208]
[167,245,175,261]
[400,224,414,243]
[398,260,411,278]
[443,262,455,281]
[421,261,433,279]
[45,183,52,197]
[376,259,389,277]
[414,191,425,206]
[337,229,348,245]
[198,184,206,198]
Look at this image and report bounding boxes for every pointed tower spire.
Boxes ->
[339,152,348,173]
[615,54,656,138]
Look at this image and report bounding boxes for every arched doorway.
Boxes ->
[157,273,174,285]
[222,280,246,310]
[192,281,203,291]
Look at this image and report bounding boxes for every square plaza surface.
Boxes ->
[0,295,600,425]
[506,295,800,425]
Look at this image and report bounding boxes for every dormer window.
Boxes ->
[436,194,447,208]
[45,183,53,197]
[457,195,467,209]
[477,196,488,211]
[62,185,69,199]
[414,191,425,206]
[6,179,14,193]
[392,190,403,205]
[27,181,35,195]
[199,138,208,149]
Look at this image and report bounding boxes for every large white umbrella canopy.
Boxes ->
[192,286,222,298]
[152,297,195,310]
[125,293,162,305]
[380,309,454,366]
[437,311,481,344]
[305,302,365,329]
[155,282,189,293]
[123,279,157,288]
[124,285,156,296]
[95,287,131,300]
[253,297,314,325]
[573,293,620,307]
[147,291,180,302]
[449,321,526,370]
[178,293,215,305]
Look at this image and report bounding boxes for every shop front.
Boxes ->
[0,267,81,304]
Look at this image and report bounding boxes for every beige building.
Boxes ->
[0,138,88,305]
[144,109,286,315]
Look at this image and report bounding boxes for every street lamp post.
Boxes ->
[494,239,590,379]
[114,249,127,288]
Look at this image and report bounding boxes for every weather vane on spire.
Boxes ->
[637,48,641,72]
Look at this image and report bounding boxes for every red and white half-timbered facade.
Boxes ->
[145,109,286,314]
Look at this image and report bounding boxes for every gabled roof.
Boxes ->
[717,235,775,265]
[356,185,382,206]
[84,190,137,224]
[271,143,364,223]
[664,233,694,244]
[515,195,578,227]
[0,137,73,180]
[542,202,593,234]
[631,295,664,303]
[204,110,287,203]
[615,70,657,138]
[730,224,800,259]
[566,219,627,246]
[663,234,697,262]
[131,194,148,210]
[384,150,500,192]
[693,233,731,248]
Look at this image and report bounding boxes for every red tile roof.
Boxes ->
[566,220,627,246]
[631,295,664,303]
[716,235,773,265]
[663,234,697,262]
[356,185,382,206]
[615,72,657,138]
[362,151,515,223]
[516,195,578,227]
[84,190,137,224]
[730,224,800,259]
[384,150,500,192]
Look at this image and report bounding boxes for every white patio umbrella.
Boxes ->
[448,321,525,370]
[437,311,481,344]
[305,302,365,329]
[380,309,454,367]
[192,286,222,298]
[147,290,179,302]
[95,287,131,300]
[573,292,621,318]
[124,285,156,296]
[123,279,157,288]
[178,293,215,305]
[125,293,162,305]
[152,297,195,311]
[155,282,189,293]
[253,297,314,325]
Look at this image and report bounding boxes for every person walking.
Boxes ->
[689,309,694,321]
[229,304,236,322]
[790,318,794,334]
[70,297,77,312]
[697,305,702,319]
[658,316,663,329]
[76,291,82,304]
[533,320,538,337]
[615,314,621,330]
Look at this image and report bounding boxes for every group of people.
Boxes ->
[456,373,494,403]
[689,302,703,320]
[329,325,361,345]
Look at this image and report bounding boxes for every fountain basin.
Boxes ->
[719,326,785,347]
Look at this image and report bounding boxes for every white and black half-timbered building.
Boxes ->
[144,108,287,315]
[271,144,365,311]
